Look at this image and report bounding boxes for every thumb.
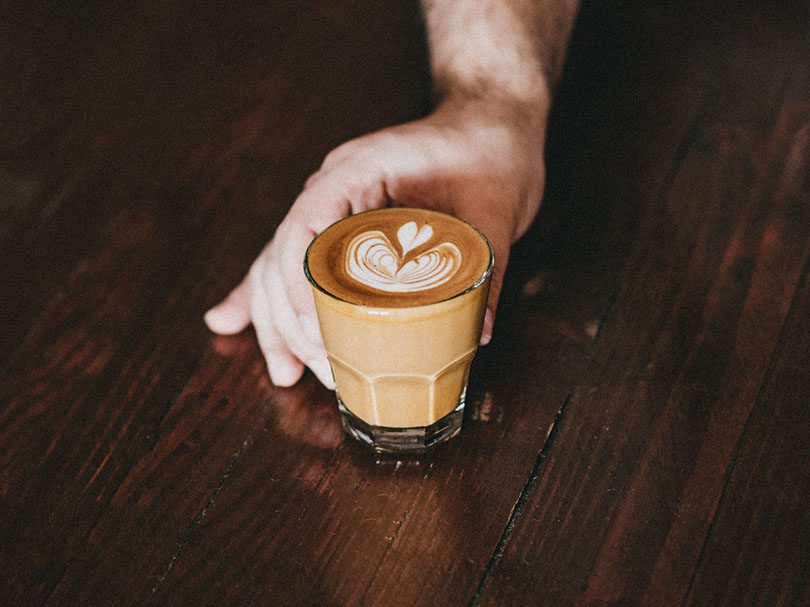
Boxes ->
[205,276,252,335]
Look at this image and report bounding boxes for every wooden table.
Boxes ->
[2,2,808,605]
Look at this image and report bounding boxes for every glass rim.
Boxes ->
[303,208,495,310]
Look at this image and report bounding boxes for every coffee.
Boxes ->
[306,208,491,307]
[305,208,492,452]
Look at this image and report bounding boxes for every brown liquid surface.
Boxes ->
[306,208,492,307]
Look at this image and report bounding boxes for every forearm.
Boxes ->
[421,0,579,107]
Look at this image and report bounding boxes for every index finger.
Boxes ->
[280,166,388,325]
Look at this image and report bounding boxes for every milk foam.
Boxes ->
[345,221,462,293]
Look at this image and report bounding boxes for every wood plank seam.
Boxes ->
[469,391,572,607]
[469,84,714,604]
[147,438,248,599]
[357,508,412,607]
[37,344,219,604]
[1,3,433,604]
[679,253,810,607]
[149,412,346,602]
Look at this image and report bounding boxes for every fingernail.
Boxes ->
[299,315,322,344]
[310,352,335,390]
[204,305,237,333]
[267,361,294,387]
[319,368,336,391]
[266,361,281,385]
[480,308,494,346]
[204,308,224,332]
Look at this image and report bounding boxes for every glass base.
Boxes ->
[337,397,465,454]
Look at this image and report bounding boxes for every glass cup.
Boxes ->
[304,210,493,453]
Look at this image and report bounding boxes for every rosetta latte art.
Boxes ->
[346,221,462,293]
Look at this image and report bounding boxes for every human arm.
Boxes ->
[205,0,580,387]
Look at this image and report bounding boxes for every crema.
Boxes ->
[306,208,492,308]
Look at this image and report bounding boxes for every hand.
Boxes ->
[205,96,548,388]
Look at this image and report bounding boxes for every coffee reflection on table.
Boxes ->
[212,334,342,451]
[271,378,343,450]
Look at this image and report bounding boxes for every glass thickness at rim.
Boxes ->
[303,208,495,309]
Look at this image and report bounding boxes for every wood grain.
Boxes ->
[684,260,810,607]
[0,2,807,606]
[476,6,810,606]
[0,1,429,604]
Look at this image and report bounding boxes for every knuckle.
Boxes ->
[259,335,289,360]
[336,162,384,202]
[323,140,360,166]
[304,171,322,189]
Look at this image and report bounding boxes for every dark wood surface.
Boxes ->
[1,2,808,605]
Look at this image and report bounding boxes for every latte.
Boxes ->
[306,208,491,307]
[304,208,493,452]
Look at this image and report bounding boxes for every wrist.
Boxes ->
[433,89,550,152]
[433,75,551,120]
[426,92,549,240]
[435,75,552,137]
[435,62,552,101]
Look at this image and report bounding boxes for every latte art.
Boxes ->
[346,221,462,293]
[306,207,491,307]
